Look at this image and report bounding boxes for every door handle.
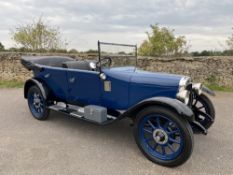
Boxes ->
[44,73,50,78]
[69,77,75,83]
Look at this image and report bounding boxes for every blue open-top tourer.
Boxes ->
[21,41,215,167]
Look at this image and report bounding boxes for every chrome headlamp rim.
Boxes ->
[179,76,191,88]
[177,76,192,104]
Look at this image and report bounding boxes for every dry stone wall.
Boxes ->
[0,52,233,87]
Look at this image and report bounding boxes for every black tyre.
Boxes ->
[134,106,194,167]
[27,85,49,120]
[192,94,215,133]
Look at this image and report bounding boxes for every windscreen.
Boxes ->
[98,42,137,68]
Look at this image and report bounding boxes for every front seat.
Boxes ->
[62,60,92,70]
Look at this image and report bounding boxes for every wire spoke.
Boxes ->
[193,99,198,106]
[167,144,175,153]
[143,128,153,134]
[197,110,214,121]
[169,138,181,144]
[156,117,161,128]
[167,129,179,135]
[197,105,205,110]
[163,121,170,130]
[147,120,156,129]
[161,146,166,155]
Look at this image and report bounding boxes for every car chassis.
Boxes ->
[21,41,215,167]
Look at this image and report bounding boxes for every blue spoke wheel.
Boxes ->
[134,106,193,167]
[27,85,49,120]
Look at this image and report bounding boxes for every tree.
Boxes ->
[226,33,233,50]
[11,17,67,51]
[0,42,4,51]
[139,24,187,56]
[69,49,78,53]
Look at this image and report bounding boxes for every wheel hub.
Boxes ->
[153,129,168,145]
[33,93,42,109]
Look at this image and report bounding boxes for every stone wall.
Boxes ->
[0,52,233,87]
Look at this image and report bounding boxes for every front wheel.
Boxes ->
[191,94,215,133]
[27,85,50,120]
[134,106,193,167]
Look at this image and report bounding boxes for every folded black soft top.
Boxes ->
[21,56,74,70]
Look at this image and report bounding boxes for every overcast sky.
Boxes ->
[0,0,233,51]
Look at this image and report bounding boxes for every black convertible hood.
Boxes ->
[21,56,74,70]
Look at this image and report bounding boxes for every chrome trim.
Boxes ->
[192,83,202,95]
[89,62,96,70]
[176,89,190,104]
[179,76,191,88]
[177,76,191,104]
[100,73,106,80]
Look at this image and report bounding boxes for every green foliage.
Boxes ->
[11,17,67,51]
[0,42,5,51]
[0,80,24,88]
[139,24,187,56]
[206,84,233,92]
[69,49,78,53]
[205,74,218,86]
[48,48,67,53]
[204,74,233,92]
[85,49,99,54]
[222,49,233,56]
[191,50,233,57]
[226,33,233,50]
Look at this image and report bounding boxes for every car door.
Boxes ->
[66,69,101,105]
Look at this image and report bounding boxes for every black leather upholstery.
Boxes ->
[62,60,92,70]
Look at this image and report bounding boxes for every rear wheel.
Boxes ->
[134,106,193,167]
[27,86,49,120]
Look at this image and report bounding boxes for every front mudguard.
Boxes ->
[120,97,194,122]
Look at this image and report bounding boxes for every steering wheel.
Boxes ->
[100,57,112,68]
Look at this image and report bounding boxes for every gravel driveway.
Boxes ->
[0,89,233,175]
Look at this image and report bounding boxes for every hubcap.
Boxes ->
[153,129,168,144]
[33,93,43,111]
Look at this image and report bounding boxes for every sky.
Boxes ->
[0,0,233,51]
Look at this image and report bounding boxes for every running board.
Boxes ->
[48,104,118,125]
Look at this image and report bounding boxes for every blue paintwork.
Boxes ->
[33,65,183,110]
[102,67,182,109]
[36,66,69,100]
[66,69,101,105]
[138,114,184,160]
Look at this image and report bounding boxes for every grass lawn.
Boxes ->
[0,80,24,88]
[206,84,233,93]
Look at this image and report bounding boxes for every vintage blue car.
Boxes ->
[21,41,215,167]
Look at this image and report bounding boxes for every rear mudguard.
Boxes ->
[24,78,49,99]
[120,97,194,122]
